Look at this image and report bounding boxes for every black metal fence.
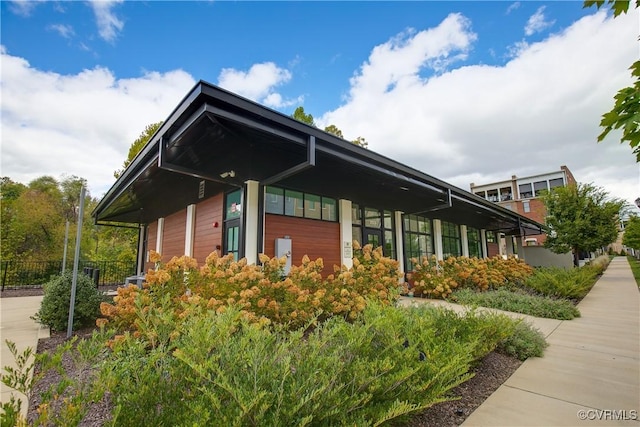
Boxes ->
[0,260,136,291]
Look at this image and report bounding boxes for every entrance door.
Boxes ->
[224,219,240,260]
[364,228,383,250]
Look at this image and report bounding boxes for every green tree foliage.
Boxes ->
[542,183,628,265]
[324,124,344,138]
[622,215,640,250]
[114,121,163,178]
[584,0,640,161]
[292,106,369,148]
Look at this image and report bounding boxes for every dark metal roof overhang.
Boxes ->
[93,80,544,237]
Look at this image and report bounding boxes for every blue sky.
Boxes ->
[1,0,638,211]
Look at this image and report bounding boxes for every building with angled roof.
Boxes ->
[93,81,544,278]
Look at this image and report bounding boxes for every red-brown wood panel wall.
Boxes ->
[144,221,158,272]
[486,242,500,258]
[162,209,186,263]
[193,195,223,264]
[264,214,340,277]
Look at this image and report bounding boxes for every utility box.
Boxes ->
[275,238,292,276]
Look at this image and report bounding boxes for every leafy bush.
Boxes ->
[407,255,534,298]
[497,321,548,360]
[523,264,601,300]
[100,245,404,332]
[34,271,104,331]
[449,288,580,320]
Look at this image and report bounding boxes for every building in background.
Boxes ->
[470,166,576,249]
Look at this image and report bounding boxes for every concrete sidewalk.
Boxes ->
[0,295,49,418]
[462,256,640,426]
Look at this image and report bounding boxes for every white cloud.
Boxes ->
[0,48,195,197]
[525,6,556,36]
[217,62,302,108]
[48,24,75,39]
[89,0,124,43]
[506,2,520,15]
[320,10,639,207]
[8,0,43,17]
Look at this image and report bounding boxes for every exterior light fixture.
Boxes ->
[220,170,236,179]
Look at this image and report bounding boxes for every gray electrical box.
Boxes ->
[275,238,292,275]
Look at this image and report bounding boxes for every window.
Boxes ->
[523,200,530,213]
[304,194,321,219]
[441,220,461,258]
[284,190,304,217]
[467,227,482,258]
[353,205,395,258]
[500,187,512,201]
[533,181,547,197]
[403,214,433,271]
[266,186,337,222]
[225,189,242,220]
[549,178,564,189]
[519,183,533,199]
[487,189,499,202]
[486,231,496,243]
[265,187,284,214]
[475,191,486,199]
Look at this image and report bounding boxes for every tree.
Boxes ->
[352,136,369,148]
[324,124,344,138]
[292,106,315,126]
[542,182,628,266]
[622,215,640,250]
[114,121,163,178]
[584,0,640,161]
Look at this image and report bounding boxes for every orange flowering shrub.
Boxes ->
[407,255,534,298]
[99,244,403,332]
[407,256,458,298]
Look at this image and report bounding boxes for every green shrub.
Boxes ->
[497,321,548,360]
[33,271,104,331]
[449,288,580,320]
[523,264,601,300]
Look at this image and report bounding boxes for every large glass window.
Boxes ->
[467,227,482,258]
[403,214,433,271]
[519,183,533,199]
[266,186,337,221]
[441,220,461,258]
[533,181,548,197]
[352,205,395,258]
[265,187,284,214]
[549,178,564,189]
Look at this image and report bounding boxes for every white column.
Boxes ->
[504,234,515,256]
[156,217,164,255]
[394,211,405,275]
[244,180,260,265]
[339,199,353,269]
[137,225,146,274]
[480,229,488,258]
[460,224,469,257]
[185,204,196,257]
[433,219,443,260]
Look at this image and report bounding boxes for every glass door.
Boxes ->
[224,190,242,260]
[364,228,383,250]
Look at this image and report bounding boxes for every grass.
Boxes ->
[627,256,640,288]
[449,288,581,320]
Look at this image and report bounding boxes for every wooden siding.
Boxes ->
[264,214,340,277]
[193,194,223,264]
[487,242,500,258]
[162,209,187,263]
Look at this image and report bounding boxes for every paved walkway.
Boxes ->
[399,256,640,426]
[0,295,48,419]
